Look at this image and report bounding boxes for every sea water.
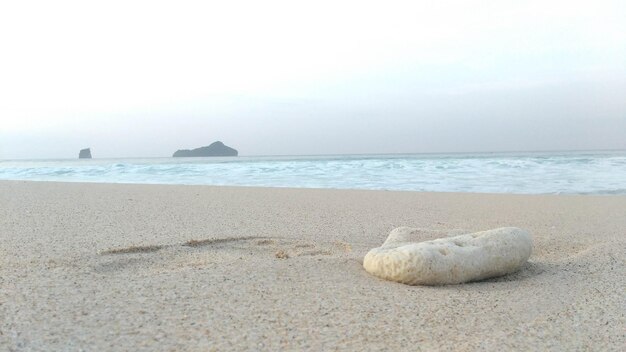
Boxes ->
[1,151,625,194]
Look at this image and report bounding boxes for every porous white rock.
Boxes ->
[363,227,532,285]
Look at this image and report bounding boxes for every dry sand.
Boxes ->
[0,180,624,351]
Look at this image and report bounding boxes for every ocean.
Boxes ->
[1,151,625,195]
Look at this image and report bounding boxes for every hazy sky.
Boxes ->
[1,0,625,159]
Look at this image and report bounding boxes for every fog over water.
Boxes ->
[1,1,625,159]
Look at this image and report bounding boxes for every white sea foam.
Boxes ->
[1,151,625,194]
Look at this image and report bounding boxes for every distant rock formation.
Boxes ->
[173,141,238,157]
[79,148,92,159]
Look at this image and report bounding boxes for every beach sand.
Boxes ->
[1,180,624,351]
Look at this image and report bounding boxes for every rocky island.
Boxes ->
[172,141,238,157]
[79,148,92,159]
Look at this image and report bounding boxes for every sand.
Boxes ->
[0,180,624,351]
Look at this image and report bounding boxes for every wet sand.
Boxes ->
[1,180,624,351]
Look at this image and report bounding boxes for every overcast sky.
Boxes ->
[1,0,625,159]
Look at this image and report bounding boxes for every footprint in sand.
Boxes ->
[96,236,354,272]
[100,245,164,255]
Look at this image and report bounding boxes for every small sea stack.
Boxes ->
[79,148,92,159]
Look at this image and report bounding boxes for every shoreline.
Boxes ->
[2,149,625,195]
[1,180,624,350]
[2,179,625,197]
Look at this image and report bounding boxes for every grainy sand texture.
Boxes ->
[1,181,625,351]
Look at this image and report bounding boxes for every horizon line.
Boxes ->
[1,148,625,162]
